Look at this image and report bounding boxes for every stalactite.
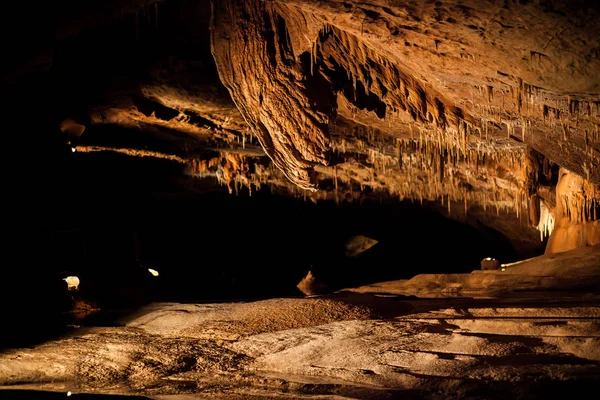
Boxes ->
[538,201,555,241]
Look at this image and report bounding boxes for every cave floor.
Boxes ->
[1,246,599,400]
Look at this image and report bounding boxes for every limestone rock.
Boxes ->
[546,168,600,254]
[296,270,328,296]
[481,257,501,271]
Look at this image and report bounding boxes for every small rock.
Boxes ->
[296,271,328,296]
[481,257,501,271]
[344,235,378,257]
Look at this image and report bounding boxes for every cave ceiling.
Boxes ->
[5,0,600,256]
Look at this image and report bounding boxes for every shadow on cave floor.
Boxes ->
[327,290,600,321]
[2,380,600,400]
[0,390,151,400]
[3,379,599,400]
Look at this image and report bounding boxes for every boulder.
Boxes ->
[481,257,501,271]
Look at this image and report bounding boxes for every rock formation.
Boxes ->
[546,168,600,253]
[4,0,600,261]
[2,3,600,397]
[209,0,600,255]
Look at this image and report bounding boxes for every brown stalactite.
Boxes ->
[210,0,336,190]
[283,0,600,184]
[318,26,478,134]
[211,0,600,191]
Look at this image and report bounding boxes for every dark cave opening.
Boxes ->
[7,148,520,296]
[2,138,524,349]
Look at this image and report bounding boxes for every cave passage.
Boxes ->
[2,142,522,349]
[20,149,520,302]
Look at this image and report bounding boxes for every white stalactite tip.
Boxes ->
[148,268,159,277]
[537,201,555,241]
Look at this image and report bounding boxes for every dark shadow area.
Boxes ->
[53,0,217,122]
[1,376,598,400]
[0,390,151,400]
[2,136,524,350]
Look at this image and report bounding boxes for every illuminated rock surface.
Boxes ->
[6,0,599,255]
[2,1,600,398]
[0,246,598,399]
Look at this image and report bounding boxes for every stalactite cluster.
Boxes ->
[208,0,600,215]
[556,170,600,225]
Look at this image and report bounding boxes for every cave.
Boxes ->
[1,1,599,399]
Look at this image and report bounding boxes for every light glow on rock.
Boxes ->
[63,276,80,291]
[537,201,555,241]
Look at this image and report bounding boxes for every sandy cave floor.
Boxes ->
[1,246,599,400]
